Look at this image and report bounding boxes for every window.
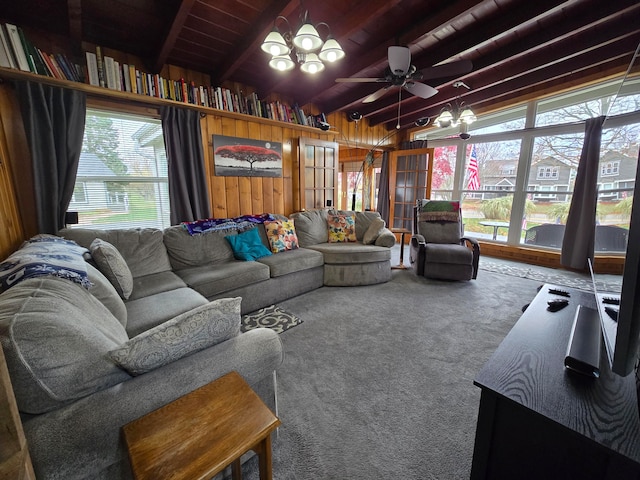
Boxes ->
[601,161,620,176]
[537,166,559,179]
[69,108,170,229]
[413,75,640,252]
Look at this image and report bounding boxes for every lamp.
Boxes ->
[261,11,345,74]
[434,81,476,128]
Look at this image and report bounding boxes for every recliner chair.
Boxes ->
[409,200,480,281]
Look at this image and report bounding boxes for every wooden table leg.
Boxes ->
[257,434,274,480]
[232,458,242,480]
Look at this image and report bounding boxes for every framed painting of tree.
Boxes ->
[213,135,282,177]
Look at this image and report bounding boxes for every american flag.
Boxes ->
[467,145,480,191]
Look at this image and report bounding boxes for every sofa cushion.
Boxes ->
[90,239,134,300]
[264,219,299,253]
[418,221,462,244]
[289,209,328,246]
[308,242,391,264]
[327,213,357,243]
[363,218,386,245]
[125,287,209,337]
[128,271,188,301]
[110,297,241,375]
[424,243,473,264]
[60,228,172,278]
[256,247,324,277]
[86,263,127,327]
[163,225,236,269]
[225,228,272,261]
[175,261,271,298]
[0,277,130,414]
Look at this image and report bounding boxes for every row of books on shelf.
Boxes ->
[0,23,84,82]
[0,22,327,128]
[87,46,326,126]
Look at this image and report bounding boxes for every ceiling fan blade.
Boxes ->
[335,77,386,83]
[404,81,438,99]
[388,46,411,76]
[363,86,393,103]
[419,59,473,81]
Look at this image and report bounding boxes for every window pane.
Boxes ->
[69,109,170,229]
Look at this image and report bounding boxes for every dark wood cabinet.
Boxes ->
[472,284,640,479]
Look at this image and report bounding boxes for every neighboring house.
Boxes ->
[68,152,129,213]
[476,159,518,199]
[597,150,636,200]
[527,156,575,202]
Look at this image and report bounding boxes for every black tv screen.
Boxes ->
[611,151,640,376]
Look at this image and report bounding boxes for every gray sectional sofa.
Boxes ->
[0,209,394,479]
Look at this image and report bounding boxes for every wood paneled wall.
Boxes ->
[0,50,396,259]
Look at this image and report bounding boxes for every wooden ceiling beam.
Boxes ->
[364,1,640,125]
[319,0,570,114]
[213,0,300,84]
[382,34,639,129]
[67,0,82,46]
[153,0,198,73]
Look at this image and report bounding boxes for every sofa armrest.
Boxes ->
[23,328,283,480]
[410,234,426,276]
[461,236,481,279]
[375,228,396,247]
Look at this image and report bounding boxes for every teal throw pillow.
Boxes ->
[225,228,272,261]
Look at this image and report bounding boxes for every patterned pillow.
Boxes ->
[264,219,300,253]
[90,239,134,300]
[109,297,242,375]
[327,214,357,243]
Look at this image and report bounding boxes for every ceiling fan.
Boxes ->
[336,46,473,104]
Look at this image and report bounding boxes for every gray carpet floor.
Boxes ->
[238,259,579,479]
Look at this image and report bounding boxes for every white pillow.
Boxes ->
[109,297,242,375]
[363,218,386,245]
[90,238,134,300]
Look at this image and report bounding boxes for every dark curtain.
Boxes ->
[561,116,605,269]
[376,151,390,224]
[161,106,211,224]
[16,81,86,234]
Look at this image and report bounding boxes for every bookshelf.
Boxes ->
[0,22,334,135]
[0,65,335,135]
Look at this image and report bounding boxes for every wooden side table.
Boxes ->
[391,228,411,269]
[123,371,281,480]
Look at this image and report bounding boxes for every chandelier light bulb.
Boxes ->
[261,29,289,56]
[300,53,325,74]
[268,55,295,71]
[318,38,345,63]
[293,23,323,51]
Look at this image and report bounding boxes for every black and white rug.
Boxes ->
[241,305,303,334]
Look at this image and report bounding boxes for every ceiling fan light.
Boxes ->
[269,54,295,71]
[261,29,290,56]
[293,23,323,51]
[459,107,476,124]
[300,53,324,74]
[434,109,453,128]
[318,38,345,62]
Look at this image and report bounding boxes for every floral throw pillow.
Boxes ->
[327,214,357,243]
[264,219,299,253]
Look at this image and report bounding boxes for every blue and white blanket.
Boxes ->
[0,235,91,291]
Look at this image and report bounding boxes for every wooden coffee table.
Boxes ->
[123,371,281,480]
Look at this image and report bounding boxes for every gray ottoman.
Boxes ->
[307,243,391,286]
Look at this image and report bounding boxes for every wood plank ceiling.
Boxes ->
[3,0,639,132]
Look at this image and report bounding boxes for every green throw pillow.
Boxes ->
[225,228,272,261]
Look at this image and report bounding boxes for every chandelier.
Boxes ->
[260,11,345,74]
[433,81,476,128]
